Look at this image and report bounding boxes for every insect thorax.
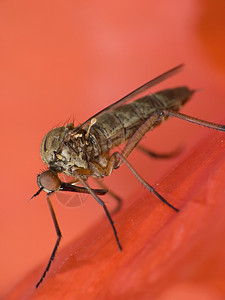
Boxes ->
[40,125,105,177]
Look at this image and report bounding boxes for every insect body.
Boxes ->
[32,65,225,287]
[41,87,193,180]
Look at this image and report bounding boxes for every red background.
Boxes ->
[1,0,225,298]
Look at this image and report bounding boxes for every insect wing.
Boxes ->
[77,64,184,131]
[56,190,89,208]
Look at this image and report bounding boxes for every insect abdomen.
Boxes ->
[91,87,194,151]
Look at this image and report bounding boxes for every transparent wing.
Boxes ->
[76,64,184,131]
[56,174,107,208]
[56,191,89,208]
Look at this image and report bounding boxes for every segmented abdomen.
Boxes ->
[90,87,194,152]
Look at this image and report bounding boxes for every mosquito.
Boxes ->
[31,64,225,287]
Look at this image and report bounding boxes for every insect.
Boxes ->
[31,64,225,287]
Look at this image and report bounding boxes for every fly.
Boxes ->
[31,64,225,287]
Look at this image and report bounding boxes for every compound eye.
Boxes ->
[37,170,61,193]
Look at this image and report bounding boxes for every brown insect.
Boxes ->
[31,64,225,287]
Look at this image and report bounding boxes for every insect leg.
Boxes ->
[121,111,164,161]
[137,144,183,159]
[93,178,122,214]
[113,152,179,212]
[75,172,122,251]
[36,194,62,288]
[122,107,225,164]
[166,111,225,131]
[103,111,181,211]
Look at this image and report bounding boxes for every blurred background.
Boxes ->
[0,0,225,298]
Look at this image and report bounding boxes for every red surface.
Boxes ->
[6,130,225,300]
[1,0,225,299]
